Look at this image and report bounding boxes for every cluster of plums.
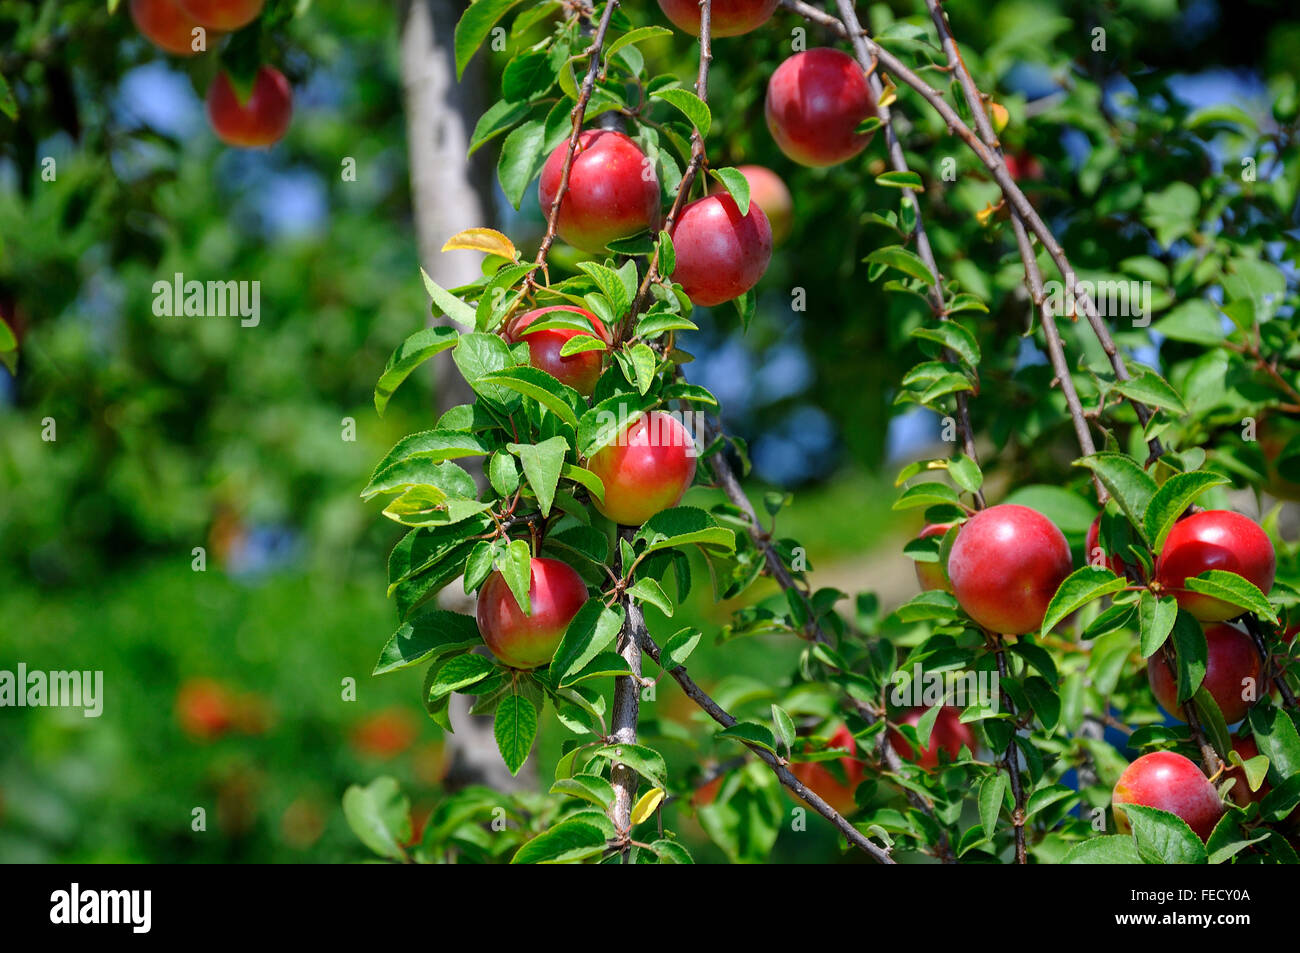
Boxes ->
[536,3,879,310]
[129,0,292,148]
[912,502,1282,840]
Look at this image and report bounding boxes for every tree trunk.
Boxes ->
[399,0,533,794]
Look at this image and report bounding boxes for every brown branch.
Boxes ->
[615,1,714,344]
[1242,614,1299,710]
[833,0,984,506]
[705,415,954,861]
[608,525,644,860]
[921,0,1102,502]
[639,628,895,863]
[988,636,1028,863]
[529,0,620,287]
[780,0,1163,460]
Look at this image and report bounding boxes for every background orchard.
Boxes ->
[1,0,1299,866]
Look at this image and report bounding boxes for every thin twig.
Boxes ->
[529,0,620,287]
[833,0,983,505]
[639,628,895,863]
[780,0,1163,460]
[609,525,644,860]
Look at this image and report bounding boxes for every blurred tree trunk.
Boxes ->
[399,0,533,794]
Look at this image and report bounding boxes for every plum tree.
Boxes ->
[1112,751,1225,842]
[712,165,792,245]
[1147,623,1261,724]
[912,522,953,593]
[505,306,609,397]
[657,0,779,37]
[587,411,697,526]
[206,65,293,148]
[669,193,772,306]
[947,504,1073,635]
[790,724,864,815]
[537,130,660,253]
[475,557,588,670]
[1155,510,1277,621]
[130,0,209,56]
[887,706,975,770]
[765,48,875,167]
[178,0,264,31]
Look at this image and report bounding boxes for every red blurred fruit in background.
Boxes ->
[887,706,975,770]
[206,65,293,148]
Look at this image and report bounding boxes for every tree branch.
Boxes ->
[639,628,895,863]
[833,0,983,506]
[609,526,644,859]
[529,0,620,287]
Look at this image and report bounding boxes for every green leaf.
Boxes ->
[1074,453,1157,541]
[628,577,673,617]
[0,73,17,120]
[342,777,411,861]
[979,772,1008,839]
[660,627,702,668]
[550,773,616,808]
[502,49,555,101]
[550,599,626,685]
[497,118,547,209]
[717,721,779,754]
[892,481,961,511]
[1184,571,1279,624]
[865,245,936,286]
[1153,299,1224,346]
[455,0,526,79]
[1170,609,1208,704]
[1143,471,1230,554]
[595,742,669,790]
[453,332,518,406]
[1120,804,1208,864]
[468,98,533,156]
[1062,836,1143,864]
[561,650,633,685]
[771,705,796,753]
[511,819,607,864]
[373,326,459,415]
[419,269,478,329]
[577,395,656,457]
[1248,707,1300,780]
[947,454,983,494]
[372,608,483,675]
[1137,592,1178,658]
[1113,367,1187,417]
[479,366,582,429]
[508,436,569,517]
[875,170,924,191]
[494,694,539,775]
[559,335,608,357]
[497,539,534,616]
[650,87,711,136]
[604,25,673,66]
[911,323,980,369]
[364,430,491,497]
[636,507,734,555]
[1040,566,1126,636]
[709,167,751,215]
[489,451,520,497]
[428,653,497,700]
[625,342,658,395]
[575,261,632,319]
